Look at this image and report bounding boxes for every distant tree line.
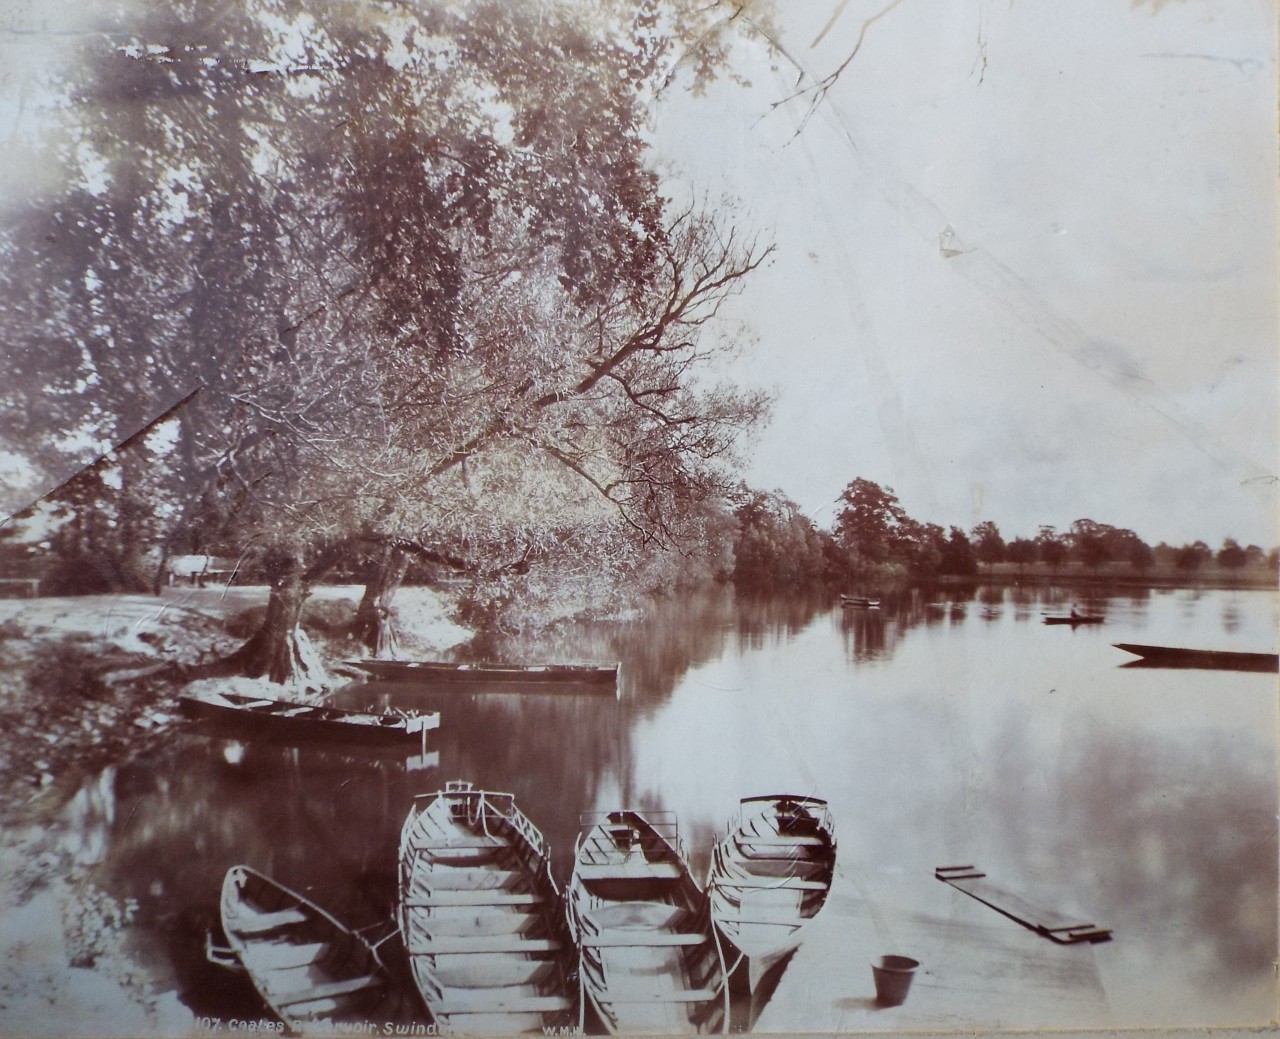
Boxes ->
[726,477,1279,589]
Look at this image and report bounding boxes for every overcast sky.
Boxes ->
[1,0,1274,548]
[651,0,1277,548]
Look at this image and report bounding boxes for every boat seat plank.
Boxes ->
[231,908,308,935]
[714,876,827,891]
[276,974,382,1006]
[575,862,681,881]
[407,936,562,955]
[410,837,506,851]
[404,892,543,907]
[580,931,706,948]
[602,989,719,1004]
[735,836,828,848]
[434,995,573,1014]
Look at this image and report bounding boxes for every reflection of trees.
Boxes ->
[835,606,889,661]
[981,712,1275,989]
[732,590,829,652]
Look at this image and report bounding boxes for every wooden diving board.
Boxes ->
[935,865,1112,944]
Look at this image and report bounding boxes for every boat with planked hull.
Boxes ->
[211,865,416,1034]
[566,810,728,1035]
[346,659,619,689]
[707,796,836,998]
[1113,643,1279,673]
[180,689,439,748]
[397,781,574,1034]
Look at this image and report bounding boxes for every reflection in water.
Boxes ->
[49,583,1279,1033]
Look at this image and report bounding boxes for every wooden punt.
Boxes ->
[212,865,408,1034]
[179,689,439,748]
[566,810,728,1035]
[707,795,837,993]
[1113,643,1279,673]
[839,595,881,609]
[345,659,619,688]
[397,781,574,1034]
[1042,612,1104,626]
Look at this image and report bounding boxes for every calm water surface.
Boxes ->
[59,584,1278,1032]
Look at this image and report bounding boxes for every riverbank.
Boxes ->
[0,585,470,1036]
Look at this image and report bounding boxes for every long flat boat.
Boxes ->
[1043,612,1104,626]
[179,688,439,748]
[566,810,728,1035]
[1113,643,1279,673]
[346,659,619,688]
[839,595,880,609]
[707,795,836,994]
[212,865,414,1033]
[398,780,574,1034]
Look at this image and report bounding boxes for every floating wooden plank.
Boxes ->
[935,866,1112,944]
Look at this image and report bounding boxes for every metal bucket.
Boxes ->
[871,955,919,1007]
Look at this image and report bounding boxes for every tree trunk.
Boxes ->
[214,548,327,691]
[352,543,409,657]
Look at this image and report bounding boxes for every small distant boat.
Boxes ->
[1113,643,1279,673]
[567,810,728,1035]
[179,689,439,748]
[398,781,574,1034]
[1043,610,1104,626]
[839,595,880,609]
[346,659,619,688]
[707,796,836,993]
[211,865,406,1033]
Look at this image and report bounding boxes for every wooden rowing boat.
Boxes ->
[707,795,836,995]
[839,595,880,609]
[179,688,439,748]
[1113,643,1279,673]
[346,659,619,688]
[566,810,728,1035]
[212,865,407,1033]
[1043,611,1104,626]
[397,780,574,1034]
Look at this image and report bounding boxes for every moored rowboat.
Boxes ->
[707,795,836,994]
[346,659,619,687]
[212,866,408,1034]
[566,810,728,1035]
[1113,643,1279,673]
[179,688,439,747]
[398,780,574,1034]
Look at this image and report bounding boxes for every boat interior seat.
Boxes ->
[275,973,382,1007]
[231,907,309,936]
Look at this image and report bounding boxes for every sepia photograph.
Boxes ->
[0,1,1276,1037]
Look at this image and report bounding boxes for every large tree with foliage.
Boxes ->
[0,0,774,686]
